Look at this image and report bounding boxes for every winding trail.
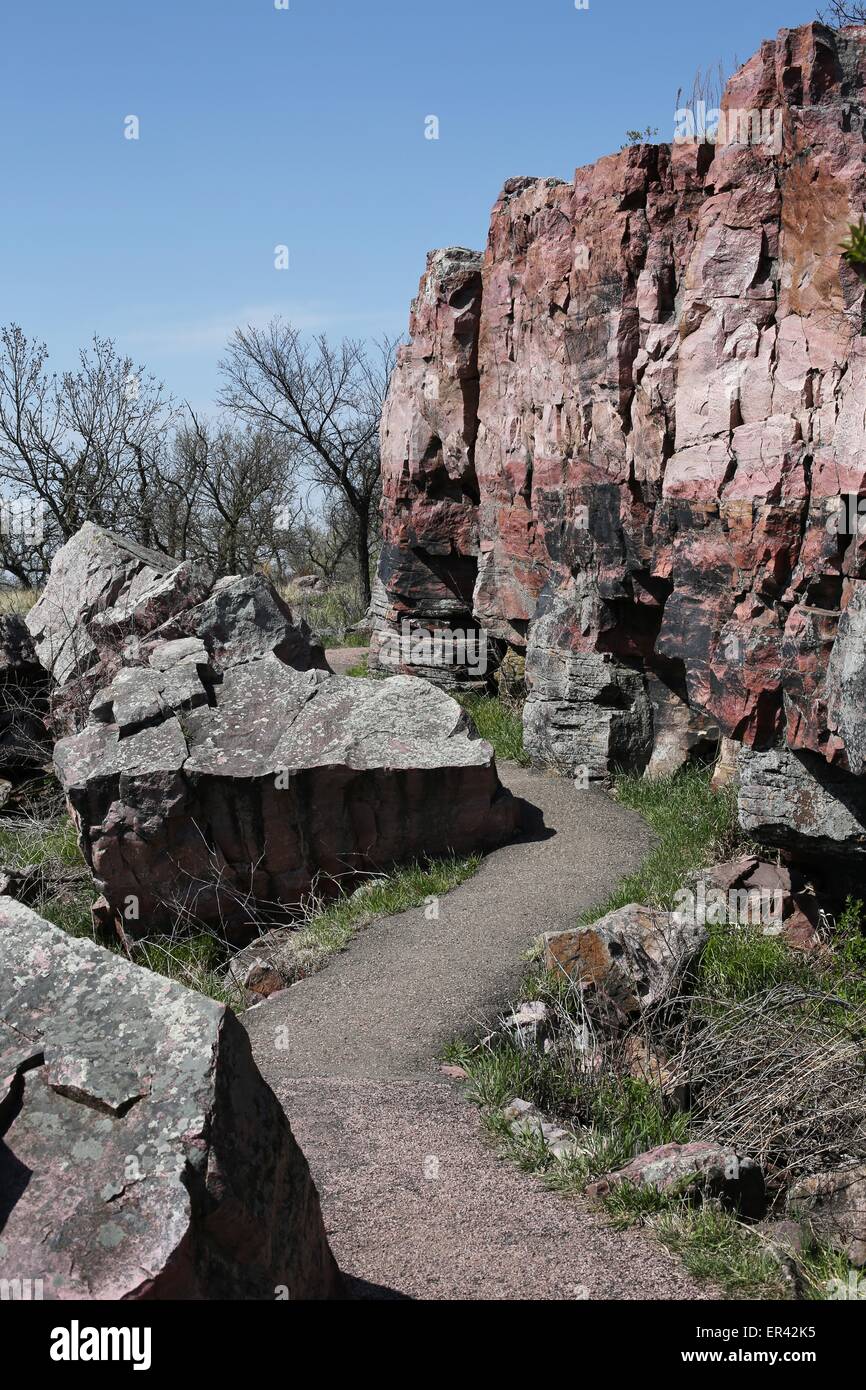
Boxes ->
[245,764,710,1300]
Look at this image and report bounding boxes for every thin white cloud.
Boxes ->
[126,303,403,355]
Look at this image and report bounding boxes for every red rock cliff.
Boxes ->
[373,23,866,861]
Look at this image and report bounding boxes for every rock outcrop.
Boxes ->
[374,22,866,851]
[369,248,489,689]
[0,897,341,1299]
[56,656,517,939]
[26,524,327,735]
[30,524,517,938]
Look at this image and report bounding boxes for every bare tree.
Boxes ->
[174,413,302,578]
[295,500,355,580]
[819,1,866,22]
[0,326,175,574]
[218,321,397,607]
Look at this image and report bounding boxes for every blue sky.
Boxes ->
[0,0,815,413]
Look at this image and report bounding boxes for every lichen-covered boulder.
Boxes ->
[0,897,342,1300]
[54,655,518,939]
[543,903,708,1024]
[738,746,866,862]
[25,524,212,688]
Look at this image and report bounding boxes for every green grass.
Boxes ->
[695,901,866,1017]
[456,693,529,766]
[280,579,368,645]
[653,1203,789,1298]
[581,765,739,919]
[444,761,865,1299]
[835,897,866,974]
[286,852,481,973]
[345,653,369,677]
[697,928,815,1006]
[797,1241,866,1301]
[447,1027,690,1196]
[0,810,83,869]
[136,933,244,1007]
[37,883,95,936]
[600,1188,862,1300]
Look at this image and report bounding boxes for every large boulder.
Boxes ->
[543,903,708,1025]
[55,654,518,939]
[737,746,866,862]
[371,23,866,860]
[0,897,341,1299]
[25,524,212,688]
[25,524,327,734]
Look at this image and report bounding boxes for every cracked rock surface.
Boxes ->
[0,897,341,1300]
[55,656,518,938]
[371,22,866,857]
[35,526,517,939]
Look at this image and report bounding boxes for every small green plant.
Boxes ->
[654,1203,789,1298]
[623,126,659,147]
[797,1239,865,1301]
[456,693,529,766]
[834,895,866,973]
[840,216,866,271]
[136,932,243,1007]
[697,927,814,1007]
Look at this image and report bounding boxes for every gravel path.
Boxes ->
[245,764,710,1300]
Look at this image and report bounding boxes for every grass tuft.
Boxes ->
[286,852,480,968]
[581,765,738,919]
[456,693,529,766]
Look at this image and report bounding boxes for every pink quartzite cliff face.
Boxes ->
[373,23,866,860]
